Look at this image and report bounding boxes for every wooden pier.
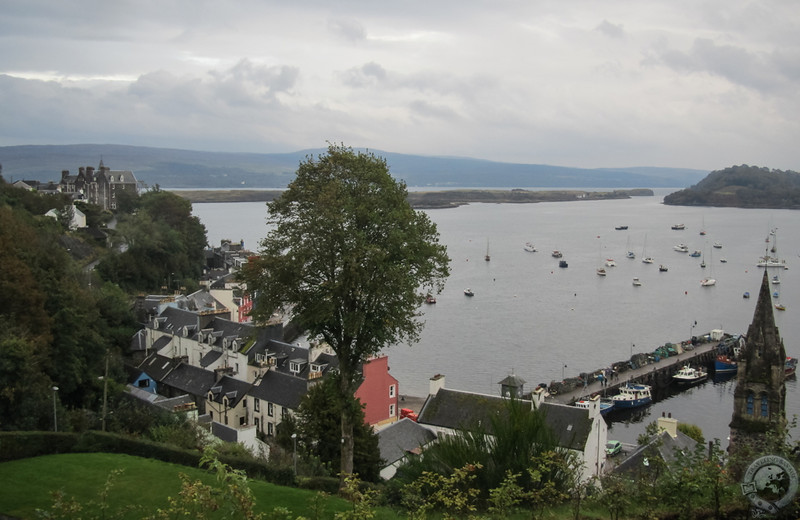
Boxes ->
[549,338,719,406]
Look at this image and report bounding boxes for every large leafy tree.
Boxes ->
[243,144,450,482]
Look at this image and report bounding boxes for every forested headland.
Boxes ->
[664,165,800,209]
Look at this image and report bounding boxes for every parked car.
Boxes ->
[606,440,622,456]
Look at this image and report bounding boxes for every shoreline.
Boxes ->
[171,188,655,208]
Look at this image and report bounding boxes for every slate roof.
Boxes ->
[539,402,593,451]
[200,350,223,368]
[378,418,437,466]
[163,363,218,396]
[417,388,516,433]
[130,329,147,352]
[249,370,308,410]
[612,430,698,476]
[417,388,594,451]
[207,375,254,408]
[139,354,182,381]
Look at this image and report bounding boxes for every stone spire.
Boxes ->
[728,269,787,468]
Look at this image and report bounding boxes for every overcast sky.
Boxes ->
[1,1,798,170]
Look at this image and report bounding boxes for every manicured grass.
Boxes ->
[0,453,401,519]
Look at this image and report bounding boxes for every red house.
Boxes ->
[355,356,399,427]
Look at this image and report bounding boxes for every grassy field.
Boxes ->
[0,453,402,519]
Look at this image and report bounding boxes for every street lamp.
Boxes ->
[562,364,567,381]
[291,433,297,475]
[51,386,59,432]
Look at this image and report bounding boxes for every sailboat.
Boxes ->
[485,239,490,262]
[641,234,654,264]
[701,248,716,286]
[699,216,706,236]
[626,236,635,259]
[597,241,607,276]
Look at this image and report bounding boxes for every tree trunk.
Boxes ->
[339,409,355,488]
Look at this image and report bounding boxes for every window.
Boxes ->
[761,394,769,417]
[290,361,301,373]
[746,392,754,415]
[243,397,247,408]
[240,416,246,426]
[389,385,396,398]
[389,404,395,417]
[254,398,260,413]
[268,403,274,417]
[267,423,274,436]
[137,379,150,388]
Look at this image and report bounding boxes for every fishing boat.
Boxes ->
[714,355,738,374]
[559,260,568,268]
[575,397,615,416]
[632,277,642,286]
[610,383,652,409]
[673,365,708,385]
[671,224,686,230]
[775,303,786,311]
[463,288,474,297]
[524,242,537,252]
[674,244,689,252]
[786,357,798,376]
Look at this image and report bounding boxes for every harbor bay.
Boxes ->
[194,188,800,446]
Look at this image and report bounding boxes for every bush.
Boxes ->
[0,432,79,462]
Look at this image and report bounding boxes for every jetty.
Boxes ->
[547,332,723,406]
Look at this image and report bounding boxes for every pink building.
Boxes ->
[355,356,399,427]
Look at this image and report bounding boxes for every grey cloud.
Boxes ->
[328,18,367,42]
[340,62,387,88]
[408,99,459,121]
[595,20,624,39]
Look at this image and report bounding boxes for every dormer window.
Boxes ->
[290,361,301,374]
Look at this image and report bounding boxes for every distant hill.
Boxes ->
[663,165,800,209]
[0,144,708,189]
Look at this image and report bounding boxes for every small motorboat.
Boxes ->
[642,256,654,264]
[674,244,689,252]
[627,251,636,259]
[463,288,474,297]
[786,357,797,376]
[597,268,607,276]
[615,225,629,230]
[772,276,781,285]
[425,295,437,304]
[524,242,537,252]
[610,383,652,409]
[559,260,568,268]
[743,291,750,299]
[720,258,727,263]
[713,242,723,249]
[575,397,615,416]
[605,258,617,267]
[671,224,686,230]
[690,250,702,257]
[632,277,642,286]
[775,303,786,311]
[552,250,563,258]
[701,278,716,287]
[659,265,668,272]
[673,365,708,385]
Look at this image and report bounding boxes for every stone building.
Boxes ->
[728,270,787,465]
[59,159,139,210]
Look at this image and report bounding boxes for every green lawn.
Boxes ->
[0,453,401,519]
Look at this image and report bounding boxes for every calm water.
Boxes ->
[193,190,800,445]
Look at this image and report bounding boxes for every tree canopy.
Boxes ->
[664,165,800,208]
[242,144,450,481]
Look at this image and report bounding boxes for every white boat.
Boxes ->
[575,397,615,416]
[674,244,689,252]
[464,288,474,297]
[671,224,686,230]
[605,258,617,267]
[720,258,727,263]
[597,268,607,276]
[713,242,722,249]
[524,242,537,252]
[552,250,563,258]
[673,365,708,385]
[641,234,654,264]
[632,277,642,286]
[626,251,635,259]
[701,278,716,286]
[610,383,652,409]
[772,276,781,285]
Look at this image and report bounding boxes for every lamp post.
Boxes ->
[99,354,109,431]
[562,364,567,381]
[291,433,297,476]
[51,386,59,432]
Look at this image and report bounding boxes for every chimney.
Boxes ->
[429,373,445,396]
[61,170,70,179]
[657,413,679,438]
